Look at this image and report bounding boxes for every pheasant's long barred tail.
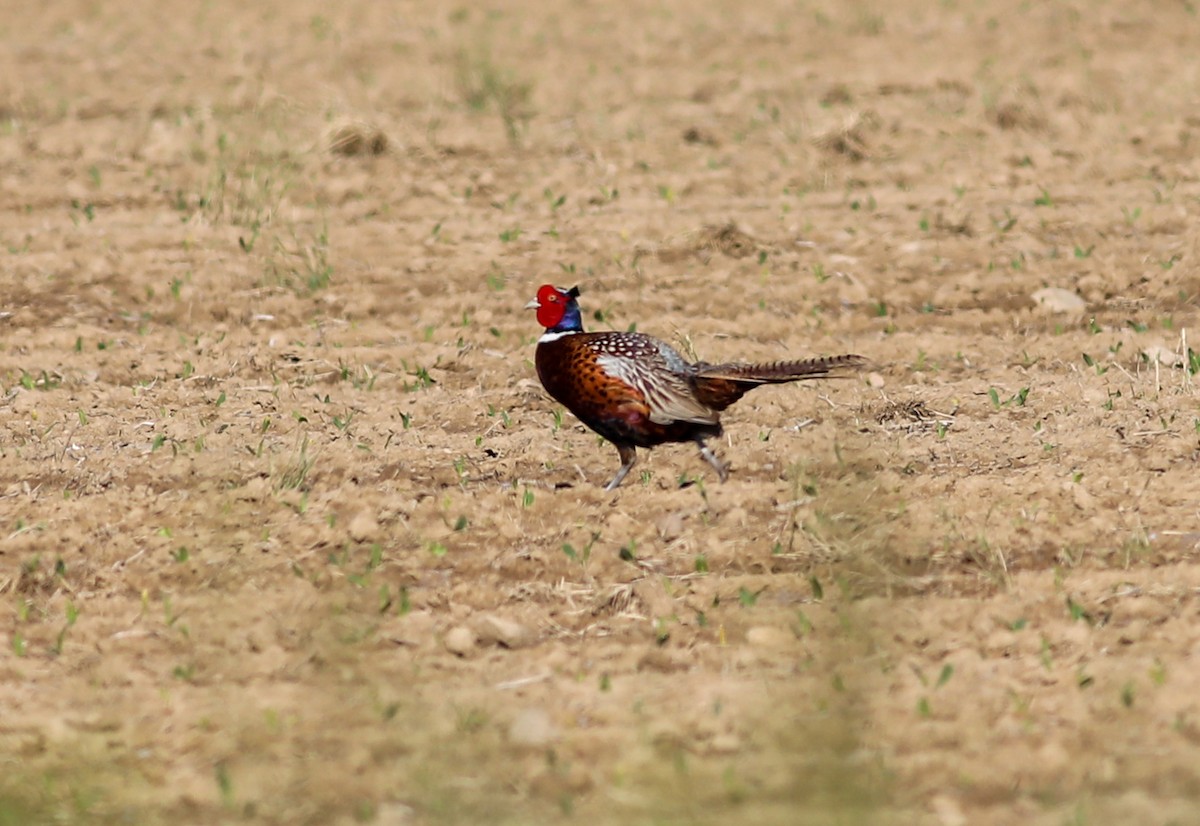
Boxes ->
[696,354,869,384]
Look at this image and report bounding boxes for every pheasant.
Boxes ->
[525,284,866,490]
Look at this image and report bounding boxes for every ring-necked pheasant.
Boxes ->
[525,284,866,490]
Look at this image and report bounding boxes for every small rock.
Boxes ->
[380,611,435,648]
[633,580,677,620]
[982,629,1017,656]
[708,733,742,755]
[374,802,416,826]
[656,511,687,540]
[236,476,268,501]
[1061,621,1092,647]
[529,764,593,796]
[1142,345,1183,367]
[1031,287,1086,313]
[1070,483,1096,511]
[746,625,795,649]
[474,614,535,649]
[443,626,476,657]
[723,507,748,527]
[508,708,558,748]
[648,722,687,751]
[348,510,380,543]
[930,794,967,826]
[1037,741,1070,775]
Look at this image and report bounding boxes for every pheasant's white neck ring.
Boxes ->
[538,330,580,344]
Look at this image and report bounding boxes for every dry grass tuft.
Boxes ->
[990,101,1047,131]
[873,399,956,434]
[637,222,762,265]
[326,120,390,156]
[813,110,881,161]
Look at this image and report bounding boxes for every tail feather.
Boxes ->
[696,354,868,383]
[692,354,867,411]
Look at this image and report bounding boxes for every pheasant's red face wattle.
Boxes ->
[534,284,567,329]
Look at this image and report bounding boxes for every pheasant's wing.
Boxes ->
[595,352,718,426]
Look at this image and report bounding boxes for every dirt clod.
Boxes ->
[474,614,535,649]
[508,707,559,748]
[443,626,477,657]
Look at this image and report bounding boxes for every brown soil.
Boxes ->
[3,1,1200,824]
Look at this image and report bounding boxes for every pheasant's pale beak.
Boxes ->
[524,298,540,310]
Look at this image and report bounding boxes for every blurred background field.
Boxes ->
[2,1,1199,823]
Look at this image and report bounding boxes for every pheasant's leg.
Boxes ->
[605,445,638,491]
[696,439,729,483]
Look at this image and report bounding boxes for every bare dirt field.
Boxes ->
[3,1,1200,823]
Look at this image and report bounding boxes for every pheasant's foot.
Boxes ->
[697,441,729,483]
[605,445,638,490]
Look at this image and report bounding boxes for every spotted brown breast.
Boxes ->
[534,331,723,450]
